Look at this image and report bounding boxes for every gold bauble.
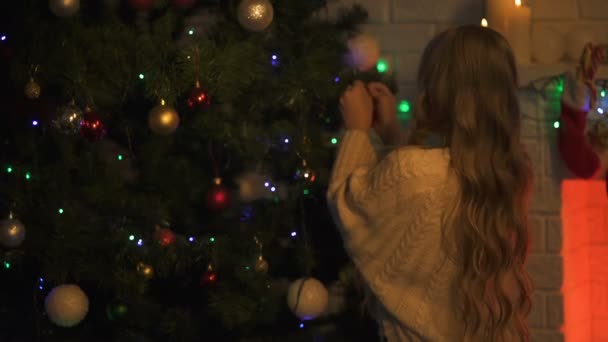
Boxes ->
[254,255,269,273]
[237,0,274,32]
[148,104,180,135]
[136,262,154,279]
[24,79,41,99]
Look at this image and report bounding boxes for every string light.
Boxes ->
[331,137,338,145]
[32,120,39,126]
[598,108,604,115]
[284,138,289,144]
[137,239,143,246]
[117,154,123,161]
[376,59,388,73]
[209,237,215,243]
[0,35,6,41]
[264,182,270,187]
[25,172,31,180]
[554,121,560,129]
[398,100,411,113]
[602,90,606,97]
[290,231,297,237]
[129,235,135,241]
[6,166,12,173]
[139,74,145,80]
[188,29,194,35]
[188,236,195,242]
[271,54,279,66]
[334,76,340,83]
[299,322,304,329]
[58,208,64,214]
[38,277,44,290]
[481,18,488,27]
[303,189,310,195]
[4,261,11,269]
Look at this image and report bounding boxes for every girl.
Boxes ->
[327,26,532,341]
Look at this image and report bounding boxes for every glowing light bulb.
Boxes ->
[299,322,304,329]
[6,166,12,173]
[0,35,6,41]
[399,100,411,113]
[331,137,338,145]
[515,0,521,7]
[210,237,215,243]
[117,154,123,161]
[270,186,276,192]
[376,59,388,73]
[32,120,39,126]
[58,208,64,214]
[188,29,194,35]
[334,77,340,83]
[137,239,143,246]
[598,108,604,114]
[291,231,297,237]
[481,18,488,27]
[25,172,31,180]
[3,261,10,269]
[602,90,606,97]
[284,138,289,143]
[303,189,310,195]
[264,182,270,187]
[188,236,195,242]
[129,235,135,241]
[553,121,560,129]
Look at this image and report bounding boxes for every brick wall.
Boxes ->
[326,0,608,341]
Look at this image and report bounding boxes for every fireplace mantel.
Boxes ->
[518,63,608,87]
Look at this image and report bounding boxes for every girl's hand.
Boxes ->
[340,80,373,130]
[367,82,401,145]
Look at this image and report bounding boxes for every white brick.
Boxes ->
[518,90,540,138]
[529,216,545,254]
[579,0,608,19]
[546,293,564,328]
[532,0,578,20]
[528,292,546,328]
[545,217,563,253]
[527,254,563,289]
[363,24,435,52]
[530,178,562,213]
[392,0,481,23]
[522,138,544,181]
[325,0,391,24]
[393,52,422,81]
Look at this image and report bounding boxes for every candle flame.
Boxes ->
[515,0,522,7]
[481,18,488,27]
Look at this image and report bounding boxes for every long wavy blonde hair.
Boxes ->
[409,26,533,341]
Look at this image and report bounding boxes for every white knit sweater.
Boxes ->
[327,130,464,341]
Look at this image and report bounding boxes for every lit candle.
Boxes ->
[485,0,511,34]
[505,0,531,65]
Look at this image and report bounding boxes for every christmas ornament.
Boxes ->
[106,300,129,321]
[49,0,80,18]
[137,262,154,279]
[0,214,26,248]
[148,102,180,135]
[200,265,217,286]
[53,103,83,134]
[347,33,381,72]
[236,172,267,202]
[254,255,269,273]
[80,109,106,142]
[154,227,176,247]
[237,0,274,32]
[206,178,231,211]
[44,284,89,328]
[286,277,329,320]
[187,83,211,110]
[173,0,196,9]
[128,0,154,11]
[24,78,41,99]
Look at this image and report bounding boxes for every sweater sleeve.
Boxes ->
[327,130,404,259]
[558,71,601,179]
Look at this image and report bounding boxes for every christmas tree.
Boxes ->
[0,0,395,340]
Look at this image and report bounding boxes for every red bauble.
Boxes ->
[128,0,154,11]
[173,0,197,8]
[206,180,231,211]
[200,269,217,286]
[187,86,211,110]
[80,111,106,142]
[154,228,176,247]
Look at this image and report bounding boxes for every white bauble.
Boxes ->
[565,28,597,62]
[45,284,89,327]
[237,0,274,32]
[286,277,329,320]
[347,33,381,72]
[531,27,565,64]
